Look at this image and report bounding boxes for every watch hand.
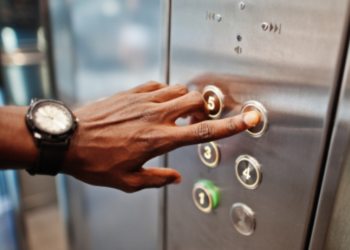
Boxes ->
[54,119,66,129]
[38,108,50,118]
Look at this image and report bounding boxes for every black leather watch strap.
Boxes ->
[27,141,68,176]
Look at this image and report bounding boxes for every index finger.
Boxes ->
[175,111,261,146]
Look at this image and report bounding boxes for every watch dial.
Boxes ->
[33,102,73,134]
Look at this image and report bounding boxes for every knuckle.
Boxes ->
[145,80,158,86]
[189,92,206,109]
[154,178,168,188]
[123,176,142,193]
[227,116,244,133]
[188,91,202,99]
[167,100,182,113]
[196,122,211,140]
[173,83,189,95]
[126,94,143,104]
[227,118,237,132]
[139,129,161,147]
[145,81,164,89]
[188,91,204,104]
[137,105,157,121]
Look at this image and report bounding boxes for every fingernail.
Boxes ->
[243,111,261,126]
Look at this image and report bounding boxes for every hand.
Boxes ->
[61,81,261,193]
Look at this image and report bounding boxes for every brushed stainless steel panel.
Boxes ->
[309,31,350,250]
[166,0,350,249]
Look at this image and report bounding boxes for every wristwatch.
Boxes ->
[25,98,79,176]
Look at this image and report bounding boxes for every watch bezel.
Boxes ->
[26,99,78,143]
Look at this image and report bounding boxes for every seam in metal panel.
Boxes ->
[304,2,350,249]
[159,1,171,250]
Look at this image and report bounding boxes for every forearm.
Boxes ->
[0,106,38,170]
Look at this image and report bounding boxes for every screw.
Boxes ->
[237,34,242,42]
[215,14,222,22]
[261,22,269,31]
[239,1,245,10]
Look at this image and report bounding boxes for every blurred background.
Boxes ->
[0,0,165,249]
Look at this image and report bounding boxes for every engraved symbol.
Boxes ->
[261,22,269,31]
[199,192,205,205]
[208,96,215,110]
[264,23,282,34]
[243,167,251,180]
[234,46,242,54]
[206,11,222,22]
[206,11,215,20]
[204,146,212,159]
[237,212,246,225]
[238,1,245,10]
[215,14,222,22]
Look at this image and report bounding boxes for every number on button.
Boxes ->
[243,167,251,180]
[208,96,215,110]
[199,192,205,205]
[204,146,212,159]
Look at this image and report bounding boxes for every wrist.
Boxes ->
[24,99,78,176]
[0,106,38,170]
[60,110,84,176]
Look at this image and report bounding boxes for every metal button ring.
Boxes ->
[235,155,262,190]
[198,142,220,168]
[202,85,225,119]
[230,203,256,236]
[241,100,268,138]
[193,180,220,213]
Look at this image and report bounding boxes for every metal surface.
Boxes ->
[158,1,171,250]
[309,32,350,250]
[230,203,256,236]
[241,100,268,137]
[192,180,220,213]
[202,85,225,118]
[235,155,262,190]
[166,0,350,250]
[198,142,220,168]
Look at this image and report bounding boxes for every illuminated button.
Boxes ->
[241,100,268,138]
[235,155,262,189]
[230,203,256,236]
[193,180,220,213]
[198,142,220,167]
[202,85,224,118]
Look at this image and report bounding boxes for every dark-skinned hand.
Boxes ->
[61,81,261,193]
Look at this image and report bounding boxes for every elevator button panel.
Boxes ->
[193,180,220,213]
[235,155,262,189]
[230,203,256,236]
[241,100,268,137]
[198,142,220,167]
[167,0,349,248]
[202,85,224,118]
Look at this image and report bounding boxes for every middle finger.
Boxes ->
[147,83,189,103]
[161,91,209,122]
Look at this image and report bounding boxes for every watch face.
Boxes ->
[32,102,74,135]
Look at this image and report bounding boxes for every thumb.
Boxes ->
[129,167,182,191]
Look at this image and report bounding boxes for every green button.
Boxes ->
[192,180,220,213]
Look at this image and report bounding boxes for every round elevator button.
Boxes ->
[202,85,224,118]
[241,100,268,138]
[230,203,256,236]
[235,155,262,190]
[193,180,220,213]
[198,142,220,167]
